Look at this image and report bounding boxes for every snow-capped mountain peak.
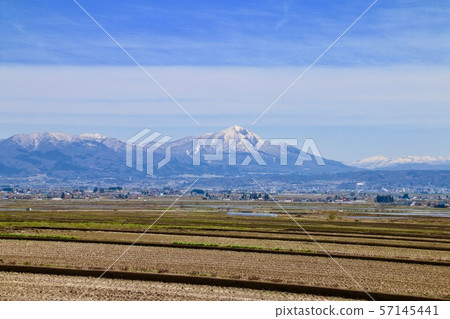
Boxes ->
[79,133,107,140]
[170,124,269,155]
[191,124,282,156]
[6,132,123,151]
[350,155,450,170]
[203,124,263,146]
[10,132,76,150]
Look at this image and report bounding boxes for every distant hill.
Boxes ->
[349,155,450,170]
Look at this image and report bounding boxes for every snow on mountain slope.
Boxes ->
[170,124,278,156]
[9,132,75,150]
[0,126,353,179]
[6,132,124,151]
[350,155,450,170]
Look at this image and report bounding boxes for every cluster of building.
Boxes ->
[1,186,449,207]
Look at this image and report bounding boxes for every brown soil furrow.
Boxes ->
[0,239,448,299]
[0,236,448,266]
[0,265,444,301]
[0,271,346,301]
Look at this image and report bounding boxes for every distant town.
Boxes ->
[1,185,448,209]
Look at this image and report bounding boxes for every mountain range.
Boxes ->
[350,155,450,170]
[0,125,449,188]
[0,132,128,180]
[0,125,351,181]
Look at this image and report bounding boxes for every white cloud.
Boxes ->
[1,64,449,127]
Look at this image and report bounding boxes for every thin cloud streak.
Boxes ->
[1,65,449,119]
[2,1,450,66]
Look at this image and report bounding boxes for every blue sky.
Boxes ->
[1,0,450,161]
